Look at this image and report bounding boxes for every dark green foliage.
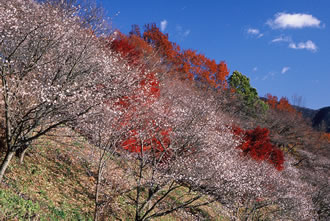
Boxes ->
[228,70,268,115]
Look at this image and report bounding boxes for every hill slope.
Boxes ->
[0,128,228,220]
[294,106,318,120]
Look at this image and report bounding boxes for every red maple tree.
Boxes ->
[233,126,284,171]
[109,35,172,160]
[266,93,297,114]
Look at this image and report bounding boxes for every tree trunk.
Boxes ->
[18,148,28,164]
[94,171,100,221]
[15,143,29,164]
[0,151,15,183]
[94,150,105,221]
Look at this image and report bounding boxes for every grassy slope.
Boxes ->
[0,128,228,220]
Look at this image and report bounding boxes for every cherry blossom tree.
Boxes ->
[113,77,226,220]
[86,74,308,220]
[163,78,320,220]
[76,70,318,220]
[0,0,136,182]
[73,33,161,219]
[75,102,131,221]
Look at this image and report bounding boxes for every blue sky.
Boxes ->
[98,0,330,109]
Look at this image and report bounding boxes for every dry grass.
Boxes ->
[0,127,228,220]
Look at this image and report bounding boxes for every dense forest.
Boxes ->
[0,0,329,220]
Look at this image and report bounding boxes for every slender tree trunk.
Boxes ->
[1,72,14,183]
[0,151,15,183]
[94,166,101,221]
[15,143,29,164]
[17,148,28,164]
[94,148,106,221]
[135,155,144,221]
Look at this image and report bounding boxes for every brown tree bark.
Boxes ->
[0,151,15,183]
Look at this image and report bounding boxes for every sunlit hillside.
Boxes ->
[0,0,329,220]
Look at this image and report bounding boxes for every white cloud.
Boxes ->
[281,67,290,74]
[183,30,190,37]
[271,36,318,52]
[253,67,258,72]
[262,72,276,81]
[247,28,260,35]
[247,28,264,38]
[271,36,291,43]
[160,20,168,32]
[267,13,321,29]
[289,40,317,52]
[176,25,190,39]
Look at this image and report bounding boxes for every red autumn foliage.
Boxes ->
[266,94,278,109]
[110,24,231,162]
[143,23,180,64]
[233,126,284,171]
[115,70,162,151]
[110,31,160,106]
[128,24,230,89]
[110,35,170,159]
[117,85,170,160]
[178,49,229,88]
[110,36,142,66]
[122,128,171,153]
[216,61,230,88]
[321,133,330,143]
[277,97,296,113]
[266,93,297,114]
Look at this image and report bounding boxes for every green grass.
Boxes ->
[0,188,40,220]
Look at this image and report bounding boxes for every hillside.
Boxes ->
[0,128,229,220]
[1,0,329,220]
[1,128,329,220]
[293,106,318,120]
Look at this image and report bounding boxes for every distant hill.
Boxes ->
[260,97,329,133]
[312,106,330,133]
[292,105,330,133]
[294,106,318,120]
